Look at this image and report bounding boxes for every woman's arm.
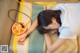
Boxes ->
[44,33,67,53]
[25,19,38,35]
[18,19,38,42]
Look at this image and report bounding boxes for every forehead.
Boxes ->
[44,23,54,28]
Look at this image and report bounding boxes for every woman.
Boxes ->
[18,10,66,52]
[18,3,80,52]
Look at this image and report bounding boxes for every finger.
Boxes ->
[18,41,24,45]
[18,36,24,41]
[18,41,23,45]
[18,41,21,45]
[20,38,25,42]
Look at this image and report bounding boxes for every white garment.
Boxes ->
[52,2,80,39]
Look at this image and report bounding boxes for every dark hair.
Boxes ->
[37,10,61,34]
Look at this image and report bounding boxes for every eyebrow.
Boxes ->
[47,28,58,31]
[43,26,58,32]
[50,29,58,31]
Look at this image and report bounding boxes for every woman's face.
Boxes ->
[44,17,60,33]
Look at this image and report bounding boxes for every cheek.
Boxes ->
[46,24,52,29]
[47,23,60,29]
[48,23,58,29]
[51,25,58,29]
[53,24,60,28]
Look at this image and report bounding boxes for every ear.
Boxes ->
[52,17,56,22]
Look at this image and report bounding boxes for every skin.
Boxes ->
[18,19,38,45]
[44,17,67,53]
[44,33,67,53]
[18,17,67,53]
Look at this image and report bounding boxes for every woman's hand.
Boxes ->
[18,19,38,45]
[18,32,27,45]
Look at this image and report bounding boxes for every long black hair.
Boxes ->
[37,10,61,35]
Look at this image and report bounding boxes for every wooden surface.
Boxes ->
[0,0,18,45]
[24,0,80,2]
